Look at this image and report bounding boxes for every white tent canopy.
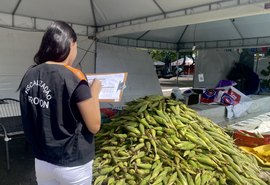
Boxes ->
[1,0,270,50]
[171,57,194,66]
[1,0,270,100]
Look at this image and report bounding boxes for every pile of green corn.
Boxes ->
[93,95,267,185]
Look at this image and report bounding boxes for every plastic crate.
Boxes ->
[233,130,270,147]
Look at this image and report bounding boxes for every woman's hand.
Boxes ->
[77,79,102,134]
[90,79,102,99]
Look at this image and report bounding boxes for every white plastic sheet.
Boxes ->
[229,112,270,134]
[0,28,94,99]
[96,43,162,107]
[194,49,240,88]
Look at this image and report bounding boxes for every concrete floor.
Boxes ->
[159,76,193,97]
[0,137,36,185]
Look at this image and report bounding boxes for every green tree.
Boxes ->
[261,62,270,89]
[149,50,177,64]
[149,50,195,64]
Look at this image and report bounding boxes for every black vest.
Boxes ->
[20,63,94,167]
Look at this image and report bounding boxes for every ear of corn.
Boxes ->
[93,95,269,185]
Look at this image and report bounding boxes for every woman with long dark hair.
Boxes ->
[19,21,101,185]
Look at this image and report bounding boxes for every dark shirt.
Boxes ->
[19,63,94,167]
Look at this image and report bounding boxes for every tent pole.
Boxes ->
[90,0,97,73]
[12,0,22,27]
[176,52,179,86]
[94,40,97,73]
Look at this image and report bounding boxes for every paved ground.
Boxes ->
[159,75,193,89]
[0,137,36,185]
[159,76,193,96]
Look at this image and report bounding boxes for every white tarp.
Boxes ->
[0,1,270,50]
[229,112,270,134]
[193,49,240,88]
[0,27,162,104]
[0,28,41,99]
[0,28,95,99]
[96,43,162,108]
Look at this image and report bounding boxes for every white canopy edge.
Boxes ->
[96,0,270,38]
[179,36,270,50]
[0,12,95,36]
[99,36,270,51]
[1,0,270,51]
[99,36,177,50]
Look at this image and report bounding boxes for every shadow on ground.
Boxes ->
[0,137,36,185]
[159,76,193,88]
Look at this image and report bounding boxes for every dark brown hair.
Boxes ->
[34,21,77,64]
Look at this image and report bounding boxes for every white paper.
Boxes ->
[86,73,126,101]
[198,73,204,82]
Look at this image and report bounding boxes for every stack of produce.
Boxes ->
[93,95,268,185]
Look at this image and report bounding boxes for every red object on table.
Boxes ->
[233,130,270,147]
[100,108,120,118]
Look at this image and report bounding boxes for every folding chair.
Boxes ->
[0,98,24,170]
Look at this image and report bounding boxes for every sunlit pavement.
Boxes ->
[159,76,193,96]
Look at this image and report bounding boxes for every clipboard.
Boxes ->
[86,72,128,102]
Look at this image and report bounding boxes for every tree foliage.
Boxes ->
[149,50,195,64]
[149,50,177,64]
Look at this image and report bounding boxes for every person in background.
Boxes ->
[19,21,101,185]
[227,62,260,95]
